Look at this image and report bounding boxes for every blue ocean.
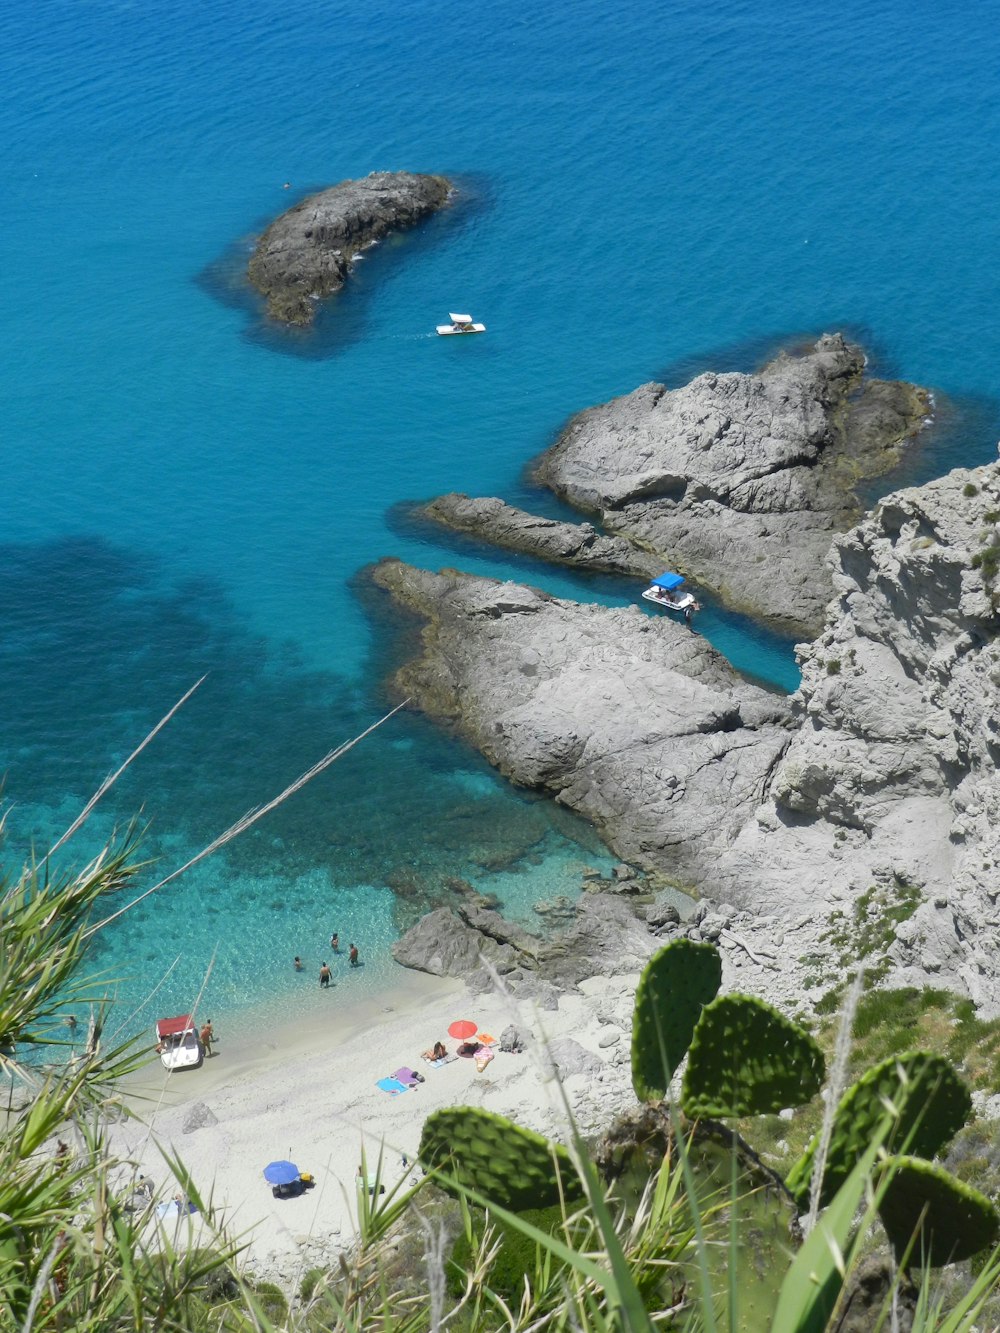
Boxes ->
[3,0,999,1039]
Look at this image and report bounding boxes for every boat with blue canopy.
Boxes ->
[641,571,699,613]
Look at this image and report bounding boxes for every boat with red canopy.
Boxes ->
[155,1014,203,1072]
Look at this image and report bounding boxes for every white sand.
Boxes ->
[107,965,637,1285]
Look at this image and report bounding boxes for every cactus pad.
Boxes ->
[418,1106,582,1211]
[878,1155,999,1264]
[681,994,825,1118]
[785,1051,971,1210]
[631,939,722,1101]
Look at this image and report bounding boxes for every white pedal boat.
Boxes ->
[436,312,486,335]
[155,1014,203,1072]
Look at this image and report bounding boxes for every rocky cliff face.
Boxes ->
[534,334,930,636]
[709,463,1000,1008]
[247,171,450,325]
[375,463,1000,1013]
[371,559,793,886]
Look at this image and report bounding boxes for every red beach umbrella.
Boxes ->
[448,1019,478,1041]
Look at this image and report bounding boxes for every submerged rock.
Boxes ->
[248,171,450,325]
[534,334,931,635]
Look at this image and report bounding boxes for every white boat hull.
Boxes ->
[436,323,486,335]
[158,1029,203,1072]
[642,588,696,612]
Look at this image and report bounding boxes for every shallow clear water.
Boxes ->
[3,0,999,1036]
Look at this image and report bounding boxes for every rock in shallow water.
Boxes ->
[417,493,662,578]
[534,333,931,635]
[247,171,450,325]
[372,558,793,882]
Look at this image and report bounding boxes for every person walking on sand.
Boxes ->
[349,943,359,968]
[319,961,332,988]
[200,1019,215,1057]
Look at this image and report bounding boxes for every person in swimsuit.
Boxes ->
[200,1020,214,1056]
[349,943,359,967]
[319,962,332,988]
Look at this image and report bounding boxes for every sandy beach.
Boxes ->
[107,961,638,1287]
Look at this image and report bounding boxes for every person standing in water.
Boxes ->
[349,943,359,968]
[319,962,332,988]
[330,933,340,953]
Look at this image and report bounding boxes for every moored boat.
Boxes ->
[436,312,486,335]
[641,571,699,613]
[155,1014,203,1072]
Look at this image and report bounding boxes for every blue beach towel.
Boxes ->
[376,1077,409,1095]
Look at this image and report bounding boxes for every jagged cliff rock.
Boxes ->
[371,559,793,884]
[247,171,450,325]
[417,494,662,578]
[534,334,930,635]
[708,462,1000,1009]
[376,463,1000,1012]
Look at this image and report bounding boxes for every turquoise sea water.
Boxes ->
[3,0,1000,1038]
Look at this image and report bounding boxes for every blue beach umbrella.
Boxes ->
[263,1160,300,1186]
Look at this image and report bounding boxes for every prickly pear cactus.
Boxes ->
[418,1106,582,1210]
[681,994,825,1118]
[877,1155,999,1265]
[631,939,722,1101]
[785,1051,971,1210]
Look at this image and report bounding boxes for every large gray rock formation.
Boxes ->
[377,463,1000,1012]
[534,334,930,635]
[248,172,450,325]
[391,891,660,998]
[706,462,1000,1009]
[417,494,662,578]
[371,559,793,883]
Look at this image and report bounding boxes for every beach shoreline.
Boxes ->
[107,958,640,1288]
[125,965,464,1109]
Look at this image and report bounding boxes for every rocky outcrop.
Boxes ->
[378,463,1000,1013]
[248,172,450,325]
[372,558,793,883]
[391,891,661,999]
[417,494,662,578]
[705,462,1000,1009]
[534,334,931,635]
